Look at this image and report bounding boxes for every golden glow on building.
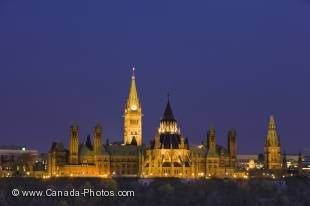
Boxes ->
[123,68,142,146]
[264,115,281,169]
[143,100,191,177]
[47,69,242,179]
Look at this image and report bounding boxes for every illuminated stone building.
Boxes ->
[143,100,191,177]
[142,98,237,178]
[48,71,142,177]
[0,146,42,177]
[264,115,281,169]
[48,69,237,178]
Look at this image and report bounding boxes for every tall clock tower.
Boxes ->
[123,68,142,146]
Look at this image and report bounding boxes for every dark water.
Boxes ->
[0,177,310,206]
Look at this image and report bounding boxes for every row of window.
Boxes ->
[111,163,137,168]
[162,169,189,175]
[130,120,139,125]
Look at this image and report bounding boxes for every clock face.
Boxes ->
[131,105,137,110]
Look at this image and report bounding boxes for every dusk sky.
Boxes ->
[0,0,309,153]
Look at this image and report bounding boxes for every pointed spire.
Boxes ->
[268,115,276,129]
[126,67,140,109]
[85,134,93,150]
[162,96,175,121]
[266,115,280,147]
[132,67,135,80]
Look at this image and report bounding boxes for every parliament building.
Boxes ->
[48,70,238,178]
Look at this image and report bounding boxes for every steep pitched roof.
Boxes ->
[126,68,140,109]
[161,100,175,121]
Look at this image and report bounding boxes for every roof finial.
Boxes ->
[132,67,135,79]
[168,92,170,103]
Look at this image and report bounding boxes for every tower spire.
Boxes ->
[127,67,140,109]
[266,115,279,146]
[162,95,175,121]
[132,67,135,80]
[268,115,276,130]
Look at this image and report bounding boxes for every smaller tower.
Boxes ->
[207,128,216,154]
[69,123,79,164]
[264,115,281,169]
[93,124,102,154]
[227,129,237,167]
[282,151,287,169]
[298,152,303,168]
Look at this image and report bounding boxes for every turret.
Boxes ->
[282,151,287,169]
[93,124,102,154]
[264,115,281,169]
[227,129,237,167]
[69,123,79,164]
[207,128,216,154]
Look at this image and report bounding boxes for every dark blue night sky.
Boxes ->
[0,0,309,153]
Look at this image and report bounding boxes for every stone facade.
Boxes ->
[47,70,238,178]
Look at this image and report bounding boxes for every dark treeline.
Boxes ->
[0,177,310,206]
